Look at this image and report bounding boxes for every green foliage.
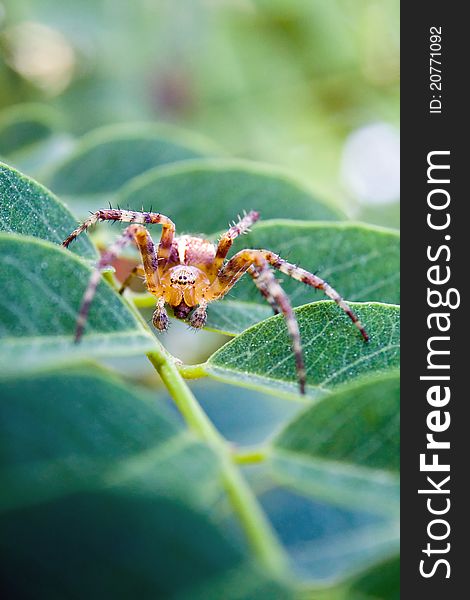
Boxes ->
[0,367,291,599]
[206,303,399,397]
[0,105,72,177]
[268,373,400,515]
[0,104,58,156]
[206,220,399,334]
[0,233,156,376]
[0,128,399,597]
[46,123,217,196]
[0,162,96,258]
[0,367,221,513]
[117,159,343,232]
[348,557,400,600]
[274,373,400,472]
[231,373,400,585]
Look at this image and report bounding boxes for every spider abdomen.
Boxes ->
[171,235,216,268]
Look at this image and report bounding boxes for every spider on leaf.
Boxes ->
[63,208,368,394]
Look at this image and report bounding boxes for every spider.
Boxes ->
[63,208,368,394]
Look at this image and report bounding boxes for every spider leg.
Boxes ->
[205,251,306,394]
[209,210,260,278]
[118,264,145,295]
[253,264,306,393]
[208,248,369,341]
[74,224,162,342]
[153,297,169,332]
[188,299,208,329]
[248,265,280,315]
[62,209,175,270]
[266,252,369,342]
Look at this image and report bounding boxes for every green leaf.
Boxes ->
[0,368,290,599]
[274,373,400,472]
[46,123,217,196]
[0,367,219,513]
[0,233,157,377]
[347,556,400,600]
[205,302,399,398]
[117,158,342,234]
[0,104,58,157]
[269,373,400,513]
[0,106,72,177]
[256,485,398,586]
[206,220,399,335]
[0,162,96,259]
[259,374,399,584]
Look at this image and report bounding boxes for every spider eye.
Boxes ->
[170,268,196,285]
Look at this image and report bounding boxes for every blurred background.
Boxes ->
[0,0,399,225]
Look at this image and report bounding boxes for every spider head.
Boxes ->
[170,266,197,286]
[161,265,210,309]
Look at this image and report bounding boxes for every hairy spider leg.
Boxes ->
[209,210,260,278]
[205,249,369,393]
[271,254,369,342]
[206,250,306,393]
[73,224,162,342]
[153,296,169,332]
[188,298,209,329]
[209,249,368,341]
[118,264,145,295]
[247,265,280,315]
[62,209,175,269]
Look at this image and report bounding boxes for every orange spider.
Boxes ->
[63,209,368,394]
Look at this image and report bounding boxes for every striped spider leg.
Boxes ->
[206,208,279,313]
[247,265,280,315]
[205,249,369,394]
[62,209,176,341]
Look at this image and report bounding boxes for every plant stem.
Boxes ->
[132,293,156,308]
[148,352,220,443]
[218,456,287,574]
[233,446,269,465]
[147,350,289,576]
[177,362,208,379]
